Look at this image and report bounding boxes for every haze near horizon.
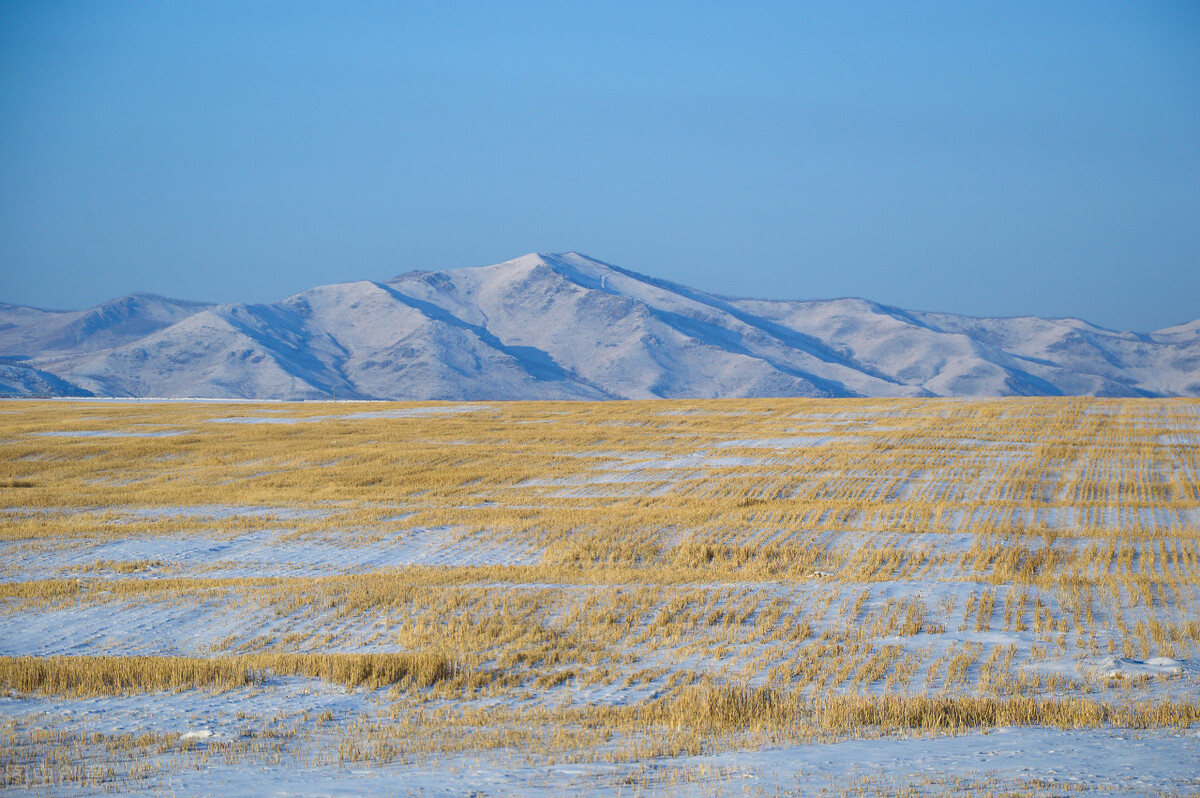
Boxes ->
[2,2,1198,332]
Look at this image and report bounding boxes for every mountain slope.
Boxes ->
[2,253,1197,399]
[0,294,212,358]
[0,363,93,397]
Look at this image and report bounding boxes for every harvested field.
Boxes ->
[2,397,1199,795]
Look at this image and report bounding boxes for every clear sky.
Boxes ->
[1,1,1198,331]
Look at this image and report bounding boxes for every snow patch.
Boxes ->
[1093,656,1186,679]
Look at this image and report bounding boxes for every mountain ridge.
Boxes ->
[2,252,1197,399]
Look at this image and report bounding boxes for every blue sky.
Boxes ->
[2,1,1197,331]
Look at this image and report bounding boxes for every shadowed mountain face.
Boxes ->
[0,294,214,358]
[1,253,1197,398]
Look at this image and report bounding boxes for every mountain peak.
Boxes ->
[3,253,1197,399]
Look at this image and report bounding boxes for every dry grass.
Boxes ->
[0,655,259,696]
[1,397,1199,788]
[0,652,465,697]
[651,683,1200,733]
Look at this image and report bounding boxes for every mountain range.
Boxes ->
[2,252,1197,399]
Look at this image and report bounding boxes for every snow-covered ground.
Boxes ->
[2,397,1199,794]
[6,687,1199,798]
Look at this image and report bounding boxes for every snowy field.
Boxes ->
[1,397,1199,795]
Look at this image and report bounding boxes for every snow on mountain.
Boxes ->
[387,254,836,399]
[0,363,92,397]
[38,281,603,400]
[0,294,212,358]
[2,253,1197,399]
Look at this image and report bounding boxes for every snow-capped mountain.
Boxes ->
[2,253,1197,399]
[0,293,212,357]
